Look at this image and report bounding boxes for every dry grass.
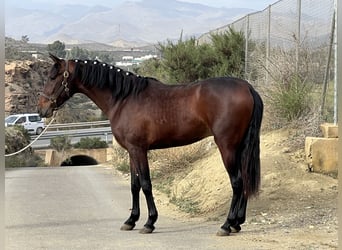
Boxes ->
[148,137,215,175]
[111,137,216,200]
[112,137,215,175]
[112,145,130,173]
[259,80,334,152]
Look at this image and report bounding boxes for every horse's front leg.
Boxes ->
[120,168,141,231]
[122,148,158,234]
[139,166,158,234]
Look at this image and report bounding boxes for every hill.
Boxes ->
[5,0,252,45]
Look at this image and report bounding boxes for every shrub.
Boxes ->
[147,28,246,84]
[5,153,44,168]
[5,126,44,168]
[116,162,130,173]
[73,137,108,149]
[170,195,200,215]
[267,74,312,123]
[50,135,72,152]
[5,125,31,153]
[210,27,246,78]
[111,144,130,172]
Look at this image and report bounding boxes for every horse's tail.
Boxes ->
[240,84,263,198]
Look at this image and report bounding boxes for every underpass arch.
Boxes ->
[61,155,98,166]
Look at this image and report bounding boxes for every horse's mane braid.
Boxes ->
[72,59,149,100]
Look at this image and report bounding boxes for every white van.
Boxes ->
[5,113,45,135]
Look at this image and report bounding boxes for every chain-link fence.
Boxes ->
[198,0,336,124]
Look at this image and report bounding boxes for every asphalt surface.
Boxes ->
[5,165,265,250]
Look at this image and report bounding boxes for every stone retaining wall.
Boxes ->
[305,123,338,174]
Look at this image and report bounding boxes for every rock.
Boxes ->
[5,60,49,115]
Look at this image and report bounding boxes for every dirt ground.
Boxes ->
[144,129,338,249]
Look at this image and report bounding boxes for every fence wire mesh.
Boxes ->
[198,0,336,123]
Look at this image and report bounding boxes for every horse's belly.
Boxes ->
[148,123,211,150]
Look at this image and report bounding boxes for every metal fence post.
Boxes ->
[266,5,271,85]
[245,14,250,80]
[334,0,338,124]
[296,0,302,73]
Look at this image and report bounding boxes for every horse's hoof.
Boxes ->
[139,226,155,234]
[120,223,135,231]
[216,227,231,236]
[230,225,241,233]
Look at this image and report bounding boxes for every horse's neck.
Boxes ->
[77,84,113,116]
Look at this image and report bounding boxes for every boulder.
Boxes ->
[305,136,338,174]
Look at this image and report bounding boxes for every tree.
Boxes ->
[47,40,66,58]
[50,135,72,152]
[135,58,168,83]
[159,37,202,83]
[66,46,90,60]
[137,28,246,84]
[210,27,246,78]
[50,135,72,166]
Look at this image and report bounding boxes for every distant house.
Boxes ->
[115,54,157,67]
[122,56,133,61]
[20,50,41,59]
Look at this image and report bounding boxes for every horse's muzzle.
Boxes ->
[37,105,54,118]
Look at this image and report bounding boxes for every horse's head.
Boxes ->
[38,54,74,118]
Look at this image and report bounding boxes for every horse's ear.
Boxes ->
[49,53,62,64]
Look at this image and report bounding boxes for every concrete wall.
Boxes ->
[40,148,114,166]
[305,123,338,175]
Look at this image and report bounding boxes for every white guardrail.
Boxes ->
[46,120,110,130]
[30,120,113,148]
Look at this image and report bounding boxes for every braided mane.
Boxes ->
[72,59,149,100]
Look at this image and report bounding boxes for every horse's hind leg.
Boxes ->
[215,140,247,236]
[224,169,247,233]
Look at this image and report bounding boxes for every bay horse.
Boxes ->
[37,54,263,236]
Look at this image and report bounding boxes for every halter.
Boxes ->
[40,61,70,109]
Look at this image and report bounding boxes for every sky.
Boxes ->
[7,0,278,11]
[179,0,277,10]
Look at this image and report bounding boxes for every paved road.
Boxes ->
[5,166,263,250]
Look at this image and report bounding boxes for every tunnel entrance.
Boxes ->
[61,155,98,166]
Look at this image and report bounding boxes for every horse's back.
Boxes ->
[198,76,251,92]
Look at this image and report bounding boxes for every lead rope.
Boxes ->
[5,112,58,157]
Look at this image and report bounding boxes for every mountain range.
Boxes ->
[5,0,253,46]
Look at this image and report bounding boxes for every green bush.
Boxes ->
[73,137,108,149]
[5,126,44,168]
[5,153,44,168]
[50,135,72,152]
[112,145,130,173]
[210,27,246,78]
[116,162,130,173]
[159,37,204,83]
[143,28,245,84]
[268,74,312,122]
[5,126,31,153]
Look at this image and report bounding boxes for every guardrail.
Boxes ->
[30,120,113,149]
[46,120,110,130]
